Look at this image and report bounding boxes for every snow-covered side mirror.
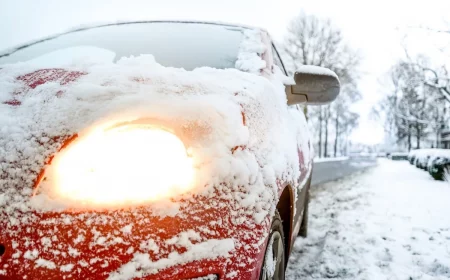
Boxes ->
[287,65,340,105]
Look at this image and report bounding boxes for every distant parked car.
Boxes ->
[389,152,408,161]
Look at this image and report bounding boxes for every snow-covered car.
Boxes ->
[0,21,340,280]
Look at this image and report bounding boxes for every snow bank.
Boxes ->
[314,156,349,163]
[0,29,311,278]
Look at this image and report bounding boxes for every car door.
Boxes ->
[271,43,312,239]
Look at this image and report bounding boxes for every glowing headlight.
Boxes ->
[41,125,194,207]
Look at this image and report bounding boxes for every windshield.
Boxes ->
[0,22,245,70]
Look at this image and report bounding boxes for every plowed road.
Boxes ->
[311,156,378,186]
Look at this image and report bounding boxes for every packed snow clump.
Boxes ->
[235,29,267,74]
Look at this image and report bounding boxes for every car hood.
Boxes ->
[0,55,309,279]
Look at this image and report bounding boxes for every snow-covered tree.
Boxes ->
[282,11,361,157]
[375,60,446,150]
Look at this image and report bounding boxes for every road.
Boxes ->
[311,156,378,186]
[287,159,450,279]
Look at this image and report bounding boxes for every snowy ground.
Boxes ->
[286,159,450,280]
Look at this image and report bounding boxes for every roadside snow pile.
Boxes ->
[0,29,311,278]
[287,159,450,280]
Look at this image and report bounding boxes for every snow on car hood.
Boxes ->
[0,53,304,214]
[0,32,311,278]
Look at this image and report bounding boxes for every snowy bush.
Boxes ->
[428,157,450,180]
[408,149,450,180]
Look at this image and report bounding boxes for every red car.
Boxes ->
[0,21,339,280]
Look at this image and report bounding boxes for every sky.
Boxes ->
[1,0,449,145]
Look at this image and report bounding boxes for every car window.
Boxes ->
[0,22,245,70]
[271,44,287,75]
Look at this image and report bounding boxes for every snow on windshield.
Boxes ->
[26,46,116,68]
[0,22,244,70]
[235,29,266,73]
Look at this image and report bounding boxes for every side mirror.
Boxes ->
[287,65,340,105]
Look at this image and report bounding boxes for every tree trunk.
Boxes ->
[334,114,339,157]
[318,107,323,158]
[437,127,441,148]
[416,124,421,149]
[324,106,330,157]
[344,133,349,156]
[407,123,412,151]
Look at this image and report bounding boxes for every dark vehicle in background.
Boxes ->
[388,152,408,161]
